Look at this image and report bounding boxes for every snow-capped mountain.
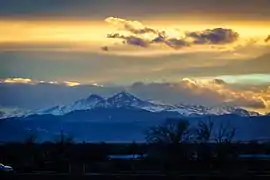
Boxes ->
[0,107,30,119]
[169,104,260,117]
[35,94,107,116]
[35,92,172,116]
[106,91,172,112]
[34,91,260,117]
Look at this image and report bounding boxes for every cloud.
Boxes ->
[105,17,239,50]
[265,35,270,43]
[1,77,269,112]
[105,17,157,35]
[211,79,227,85]
[101,46,109,51]
[129,79,268,110]
[0,79,120,110]
[2,78,33,84]
[64,81,81,87]
[186,28,239,45]
[152,32,190,49]
[107,33,149,47]
[1,78,80,87]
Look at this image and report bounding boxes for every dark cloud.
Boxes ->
[265,35,270,43]
[108,27,238,49]
[106,18,239,50]
[211,79,227,85]
[101,46,109,51]
[186,28,239,45]
[164,38,190,49]
[107,33,149,47]
[151,32,190,49]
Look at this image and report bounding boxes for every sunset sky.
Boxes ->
[1,0,270,113]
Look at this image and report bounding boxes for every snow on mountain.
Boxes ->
[0,107,30,119]
[35,91,260,117]
[169,104,260,117]
[106,91,173,112]
[107,91,148,107]
[36,92,171,116]
[35,94,107,116]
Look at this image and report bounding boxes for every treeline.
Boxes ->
[1,141,270,173]
[1,118,270,173]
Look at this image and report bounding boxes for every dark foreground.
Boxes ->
[2,172,270,180]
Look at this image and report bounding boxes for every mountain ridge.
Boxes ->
[32,91,260,117]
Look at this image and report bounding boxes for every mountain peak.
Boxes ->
[86,94,104,102]
[112,91,137,99]
[107,91,146,107]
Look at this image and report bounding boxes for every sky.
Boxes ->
[0,0,270,113]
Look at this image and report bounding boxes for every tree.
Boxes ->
[214,121,237,171]
[23,131,39,172]
[195,119,214,144]
[215,122,236,145]
[53,130,74,172]
[145,119,191,145]
[195,120,215,166]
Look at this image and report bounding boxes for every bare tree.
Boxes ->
[215,122,236,144]
[145,119,191,145]
[214,121,238,164]
[195,119,214,144]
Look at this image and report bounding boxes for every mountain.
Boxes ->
[0,107,180,142]
[0,107,30,119]
[35,94,107,116]
[34,91,260,117]
[170,104,260,117]
[37,92,173,116]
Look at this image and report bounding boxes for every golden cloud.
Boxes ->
[105,17,240,50]
[179,78,269,110]
[64,81,81,87]
[2,78,33,84]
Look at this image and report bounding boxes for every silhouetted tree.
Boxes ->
[195,120,214,169]
[23,132,39,172]
[145,119,191,145]
[214,122,237,171]
[215,122,236,144]
[195,120,214,144]
[52,130,74,172]
[145,119,193,169]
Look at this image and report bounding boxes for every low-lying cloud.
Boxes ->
[129,79,268,110]
[0,77,269,113]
